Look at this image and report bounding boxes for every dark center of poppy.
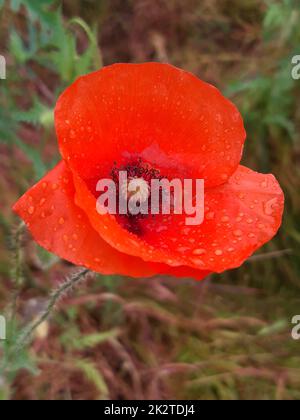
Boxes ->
[110,158,164,235]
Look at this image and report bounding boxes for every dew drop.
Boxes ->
[193,249,206,256]
[206,212,215,220]
[233,229,243,237]
[192,258,205,266]
[178,247,190,253]
[59,217,65,225]
[182,228,191,235]
[40,198,46,206]
[221,216,230,223]
[261,180,268,188]
[215,249,223,256]
[264,198,277,216]
[28,206,35,215]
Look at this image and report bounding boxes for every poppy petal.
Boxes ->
[137,165,284,272]
[71,169,187,267]
[12,161,210,280]
[55,63,246,188]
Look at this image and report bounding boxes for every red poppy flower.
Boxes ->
[13,63,284,280]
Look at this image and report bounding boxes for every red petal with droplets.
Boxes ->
[71,169,187,267]
[137,165,284,272]
[13,161,210,280]
[55,63,246,188]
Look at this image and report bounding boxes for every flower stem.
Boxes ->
[10,221,26,323]
[14,268,90,353]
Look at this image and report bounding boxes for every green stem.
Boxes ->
[10,221,26,323]
[14,269,90,353]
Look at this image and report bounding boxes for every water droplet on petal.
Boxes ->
[233,229,243,237]
[261,180,268,188]
[59,217,65,225]
[191,258,205,266]
[264,198,278,216]
[193,249,206,256]
[28,206,35,215]
[206,212,215,220]
[182,227,191,235]
[178,247,189,253]
[215,249,223,256]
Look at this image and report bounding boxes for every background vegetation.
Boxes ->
[0,0,299,400]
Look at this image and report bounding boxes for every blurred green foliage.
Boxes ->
[0,0,101,180]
